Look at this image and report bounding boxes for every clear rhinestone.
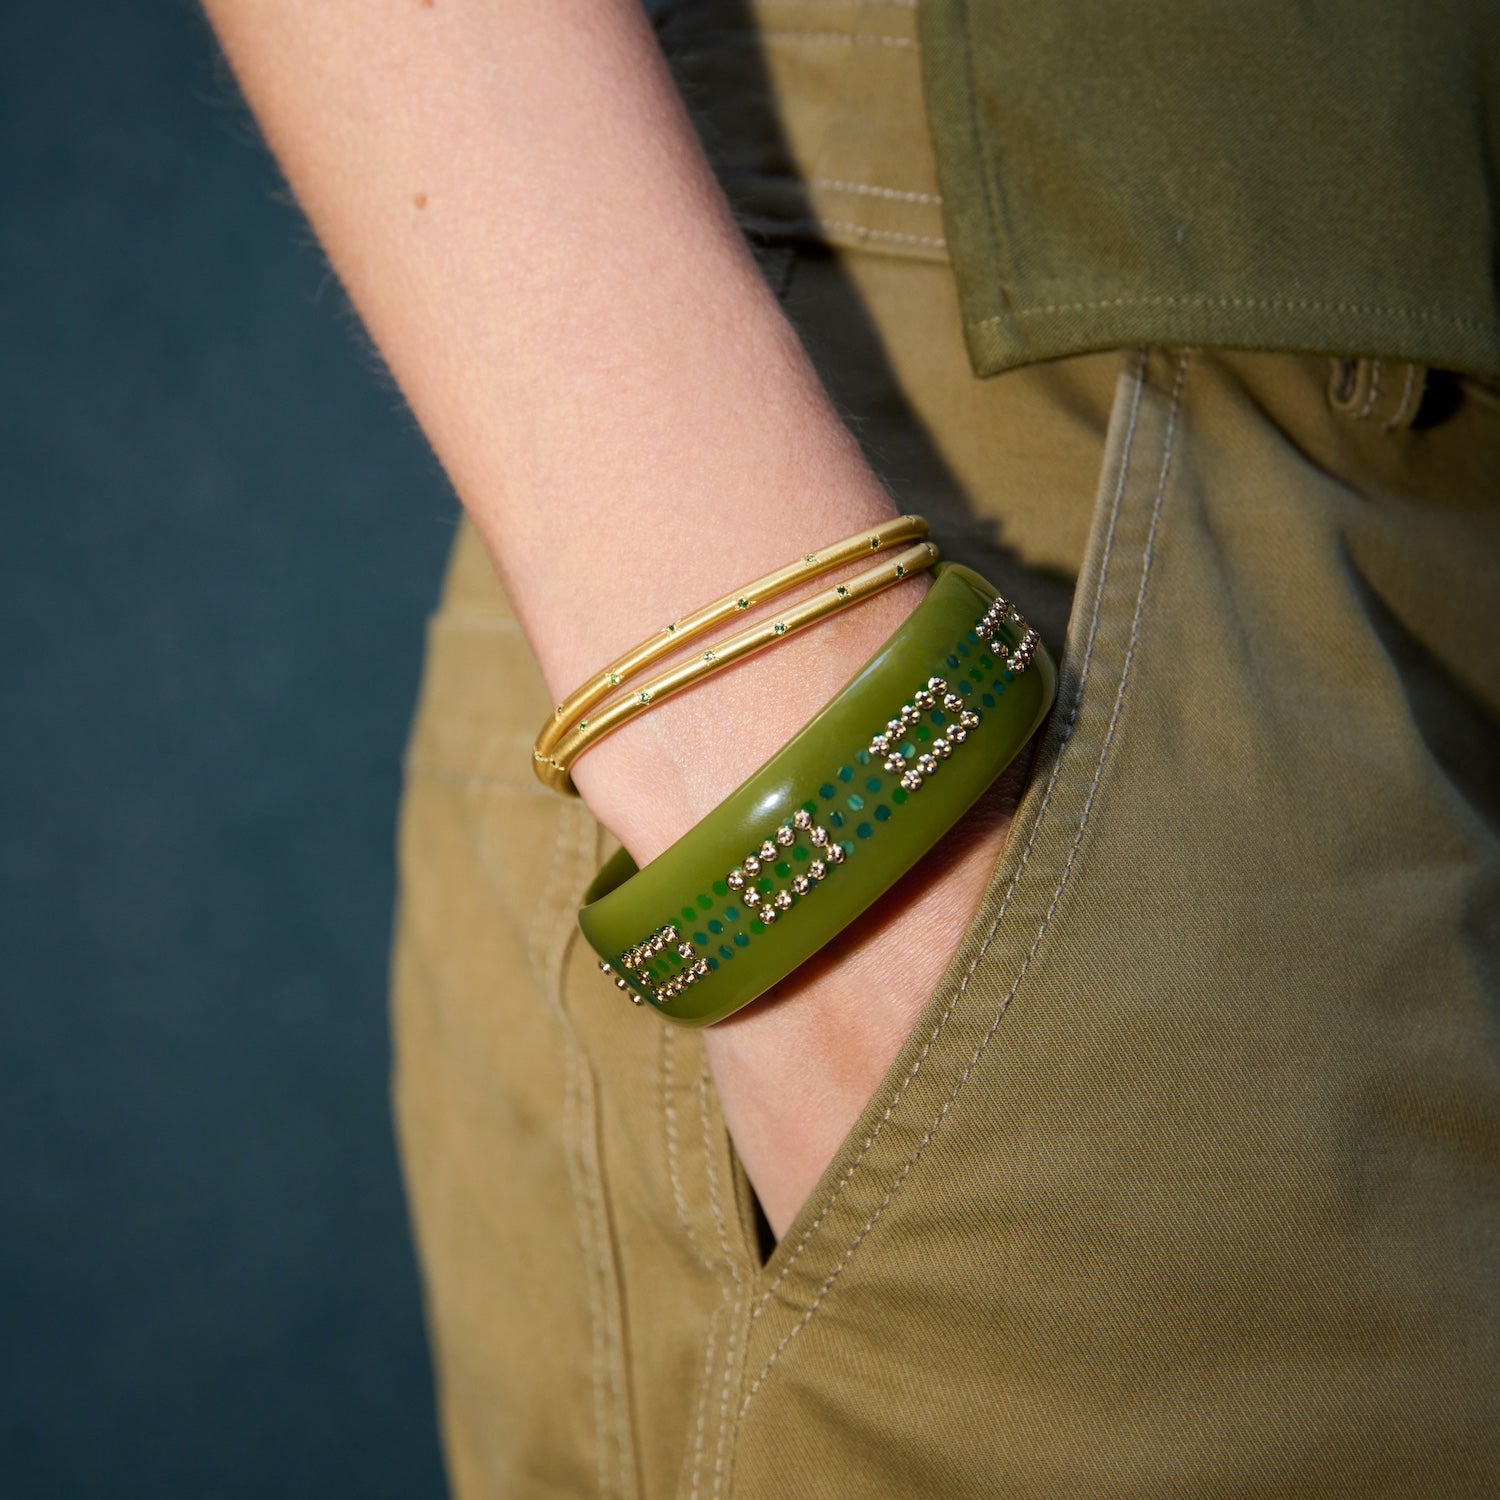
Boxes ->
[900,703,921,725]
[760,904,779,925]
[943,693,964,713]
[808,859,827,880]
[791,875,810,895]
[826,843,846,864]
[652,933,666,952]
[809,825,830,846]
[775,825,795,847]
[726,869,745,890]
[677,941,695,959]
[976,620,993,639]
[884,754,905,774]
[743,888,761,907]
[914,689,935,711]
[693,959,709,976]
[934,738,952,759]
[917,754,938,775]
[743,854,761,876]
[961,709,980,729]
[886,718,904,738]
[927,676,947,693]
[759,840,777,861]
[773,890,793,911]
[662,924,678,943]
[901,769,923,791]
[870,733,890,757]
[792,808,813,829]
[950,726,967,744]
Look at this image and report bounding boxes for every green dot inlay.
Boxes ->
[902,743,916,759]
[866,776,882,793]
[694,931,708,945]
[958,641,971,657]
[829,811,845,829]
[916,726,931,742]
[982,692,996,709]
[712,879,728,896]
[697,894,712,911]
[855,748,870,765]
[945,654,960,669]
[967,629,979,643]
[719,944,734,960]
[680,905,696,923]
[734,933,750,948]
[708,919,724,935]
[980,654,994,669]
[857,822,873,839]
[708,957,720,972]
[724,905,739,921]
[775,861,791,879]
[932,710,947,727]
[750,919,765,935]
[847,793,864,811]
[802,801,819,816]
[892,787,909,805]
[837,766,853,783]
[794,846,810,862]
[958,680,972,694]
[758,877,773,894]
[874,804,891,822]
[820,783,836,800]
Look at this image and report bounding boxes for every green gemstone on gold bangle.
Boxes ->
[578,562,1057,1026]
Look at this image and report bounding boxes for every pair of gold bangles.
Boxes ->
[531,514,939,797]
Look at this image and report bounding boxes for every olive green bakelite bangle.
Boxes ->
[578,562,1055,1027]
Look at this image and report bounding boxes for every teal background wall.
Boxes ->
[2,3,453,1493]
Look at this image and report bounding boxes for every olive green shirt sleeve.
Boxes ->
[918,0,1500,379]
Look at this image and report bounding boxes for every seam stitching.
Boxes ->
[1355,357,1383,420]
[753,352,1149,1314]
[664,1027,710,1264]
[740,350,1179,1417]
[700,1061,746,1498]
[723,169,941,206]
[685,1303,722,1500]
[1384,362,1420,430]
[972,293,1493,332]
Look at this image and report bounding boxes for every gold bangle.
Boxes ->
[534,538,940,796]
[532,515,930,787]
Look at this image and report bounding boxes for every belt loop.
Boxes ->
[1328,357,1427,431]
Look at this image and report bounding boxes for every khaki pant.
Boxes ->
[389,4,1500,1494]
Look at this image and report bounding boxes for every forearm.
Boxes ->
[202,0,919,851]
[204,0,1003,1235]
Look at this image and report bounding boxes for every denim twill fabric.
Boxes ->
[388,4,1500,1495]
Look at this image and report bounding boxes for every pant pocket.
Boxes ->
[726,347,1500,1498]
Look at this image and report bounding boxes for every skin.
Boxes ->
[201,0,1022,1238]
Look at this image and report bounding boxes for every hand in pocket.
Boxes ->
[700,748,1039,1240]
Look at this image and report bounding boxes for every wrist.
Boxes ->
[572,569,933,864]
